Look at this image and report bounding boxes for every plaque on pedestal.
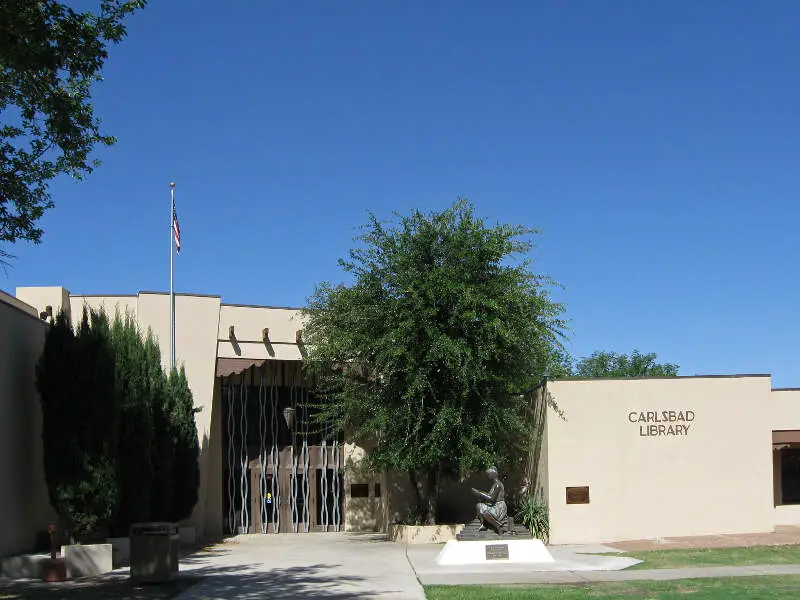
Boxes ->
[435,539,554,566]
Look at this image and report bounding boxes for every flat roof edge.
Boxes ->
[221,302,304,310]
[552,374,772,382]
[72,294,137,298]
[138,291,221,298]
[0,290,41,320]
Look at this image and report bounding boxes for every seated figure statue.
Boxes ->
[471,466,508,535]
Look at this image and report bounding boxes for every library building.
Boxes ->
[2,285,800,558]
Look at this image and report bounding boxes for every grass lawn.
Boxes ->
[626,544,800,569]
[0,575,200,600]
[425,575,800,599]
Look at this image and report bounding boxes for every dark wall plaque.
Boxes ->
[566,486,590,504]
[350,483,369,498]
[485,544,509,560]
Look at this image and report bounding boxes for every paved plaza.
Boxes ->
[172,533,426,600]
[6,530,800,598]
[164,528,800,598]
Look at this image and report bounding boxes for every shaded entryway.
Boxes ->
[773,430,800,506]
[219,360,344,535]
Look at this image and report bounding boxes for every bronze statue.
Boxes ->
[471,466,508,535]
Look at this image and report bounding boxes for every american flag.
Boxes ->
[173,205,181,254]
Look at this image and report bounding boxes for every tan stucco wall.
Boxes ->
[15,286,70,321]
[0,292,57,557]
[545,376,775,544]
[69,295,138,326]
[343,443,383,532]
[771,389,800,431]
[217,304,305,361]
[137,293,222,536]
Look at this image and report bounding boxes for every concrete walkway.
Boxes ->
[164,532,800,597]
[172,533,426,600]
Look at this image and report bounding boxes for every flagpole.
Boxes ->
[170,181,175,372]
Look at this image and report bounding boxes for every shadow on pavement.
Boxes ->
[174,562,385,599]
[0,572,201,599]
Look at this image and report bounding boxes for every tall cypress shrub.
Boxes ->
[147,333,174,521]
[109,312,153,535]
[168,367,200,523]
[36,308,119,542]
[36,311,75,520]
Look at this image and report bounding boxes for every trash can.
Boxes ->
[129,522,179,583]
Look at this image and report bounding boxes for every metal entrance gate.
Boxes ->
[222,361,343,534]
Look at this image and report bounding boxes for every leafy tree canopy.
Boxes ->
[302,199,568,523]
[0,0,146,258]
[573,349,679,378]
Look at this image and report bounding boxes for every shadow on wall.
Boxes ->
[344,453,382,532]
[203,375,230,542]
[188,431,215,540]
[0,296,58,559]
[386,470,528,526]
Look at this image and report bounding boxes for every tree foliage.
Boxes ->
[0,0,146,254]
[302,199,568,524]
[108,312,155,535]
[35,308,119,542]
[149,336,174,523]
[36,306,200,539]
[167,366,200,523]
[573,350,679,378]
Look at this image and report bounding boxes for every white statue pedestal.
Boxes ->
[435,538,554,566]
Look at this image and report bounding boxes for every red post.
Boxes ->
[48,524,56,560]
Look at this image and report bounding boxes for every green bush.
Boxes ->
[149,334,174,522]
[168,366,200,523]
[514,495,550,543]
[36,308,120,542]
[109,312,154,535]
[37,307,201,539]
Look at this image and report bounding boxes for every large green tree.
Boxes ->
[0,0,146,257]
[573,350,679,378]
[302,199,568,524]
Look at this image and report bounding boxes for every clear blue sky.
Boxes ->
[4,1,799,385]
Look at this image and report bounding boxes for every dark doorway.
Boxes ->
[781,448,800,505]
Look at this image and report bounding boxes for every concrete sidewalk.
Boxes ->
[172,533,426,600]
[406,542,800,586]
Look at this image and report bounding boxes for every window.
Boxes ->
[374,483,382,498]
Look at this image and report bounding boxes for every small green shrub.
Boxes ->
[515,496,550,543]
[398,506,424,526]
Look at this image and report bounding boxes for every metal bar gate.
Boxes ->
[223,361,343,534]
